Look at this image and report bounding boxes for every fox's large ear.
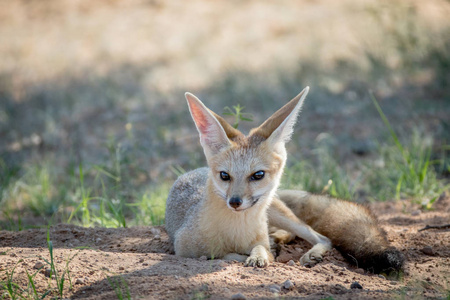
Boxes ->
[251,87,309,150]
[210,111,242,140]
[185,93,239,158]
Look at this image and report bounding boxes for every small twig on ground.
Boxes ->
[418,224,450,232]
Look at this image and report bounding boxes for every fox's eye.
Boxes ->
[220,171,231,181]
[250,170,265,181]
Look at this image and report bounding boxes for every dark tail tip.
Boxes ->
[368,247,405,274]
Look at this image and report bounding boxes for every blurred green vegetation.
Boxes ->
[0,0,449,230]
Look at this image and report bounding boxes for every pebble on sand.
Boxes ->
[350,281,363,289]
[231,293,246,300]
[268,284,281,293]
[283,279,295,290]
[34,261,45,269]
[421,246,435,256]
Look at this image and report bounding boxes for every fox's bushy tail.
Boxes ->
[278,190,404,274]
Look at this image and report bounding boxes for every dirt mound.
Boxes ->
[1,198,449,299]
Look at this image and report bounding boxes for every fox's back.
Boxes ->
[165,167,209,242]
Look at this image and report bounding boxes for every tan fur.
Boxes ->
[165,87,404,273]
[166,88,333,267]
[211,111,242,140]
[174,179,272,261]
[250,93,304,139]
[268,197,331,266]
[276,190,404,273]
[277,190,389,252]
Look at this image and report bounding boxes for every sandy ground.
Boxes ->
[1,1,449,299]
[1,196,449,299]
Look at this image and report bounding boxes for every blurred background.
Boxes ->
[1,0,449,229]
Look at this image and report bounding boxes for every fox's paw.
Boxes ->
[300,243,330,267]
[300,250,323,267]
[244,255,268,268]
[269,228,296,244]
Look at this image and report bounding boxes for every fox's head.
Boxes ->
[186,87,309,212]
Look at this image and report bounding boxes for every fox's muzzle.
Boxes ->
[228,196,243,209]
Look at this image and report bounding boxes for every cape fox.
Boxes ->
[165,87,404,273]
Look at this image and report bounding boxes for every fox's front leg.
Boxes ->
[244,245,273,268]
[268,198,332,267]
[244,233,274,268]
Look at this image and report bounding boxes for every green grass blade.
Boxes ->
[395,175,404,200]
[25,270,39,300]
[369,91,406,159]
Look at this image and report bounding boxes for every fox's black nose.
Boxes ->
[229,196,243,209]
